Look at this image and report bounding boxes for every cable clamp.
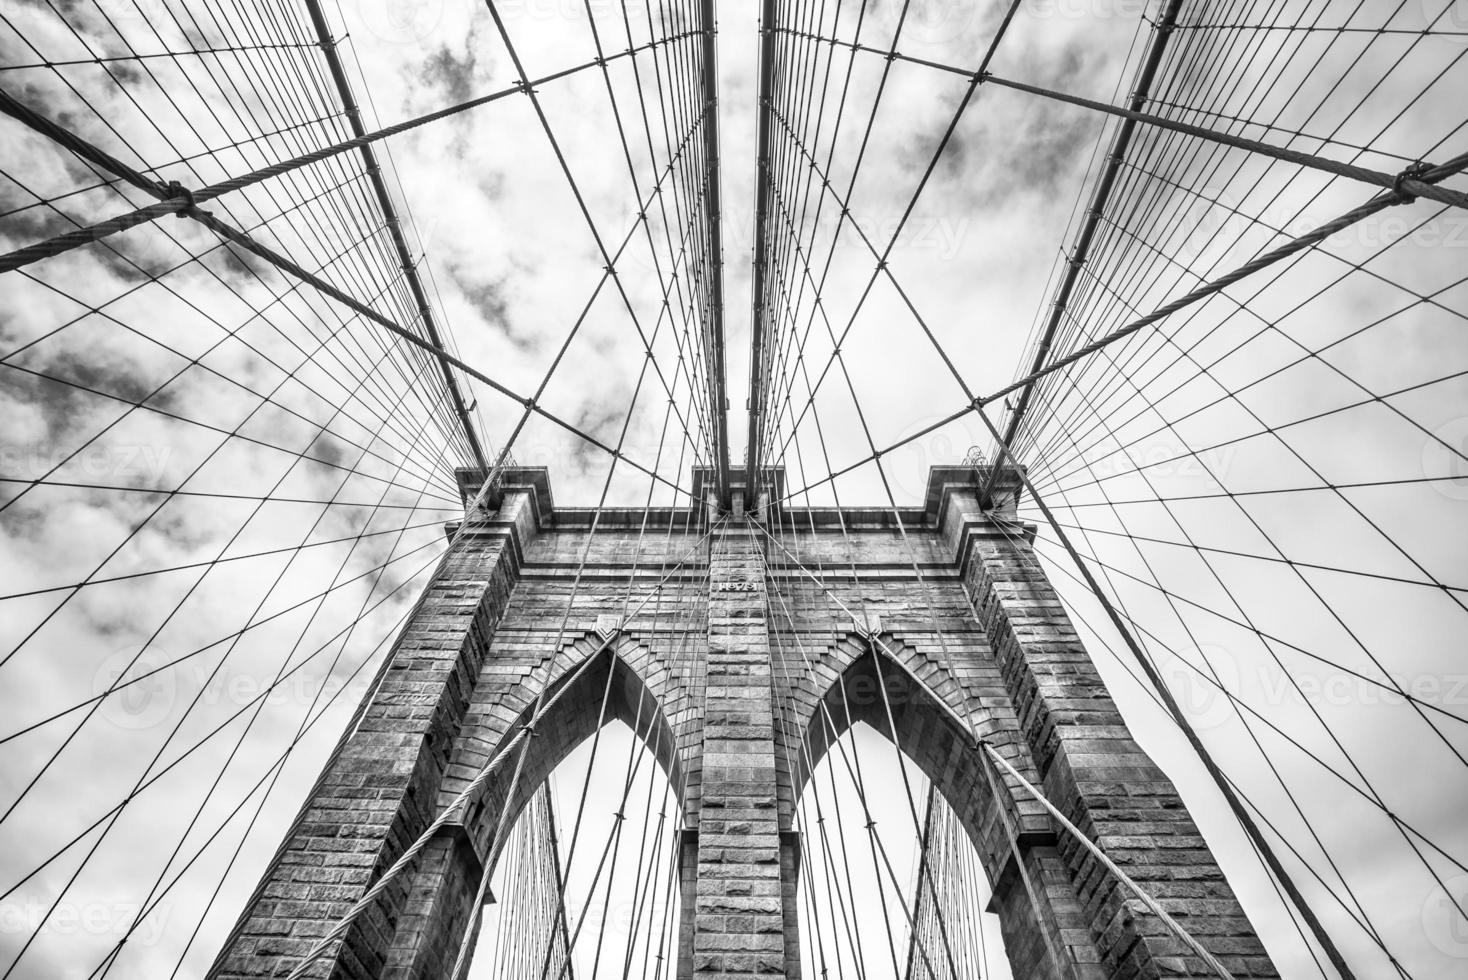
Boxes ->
[1391,161,1431,203]
[165,180,197,215]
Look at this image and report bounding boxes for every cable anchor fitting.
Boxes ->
[1391,161,1432,203]
[165,180,197,216]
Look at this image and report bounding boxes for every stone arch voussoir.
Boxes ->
[378,630,694,979]
[785,631,1053,898]
[443,630,693,869]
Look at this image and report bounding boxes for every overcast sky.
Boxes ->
[2,0,1467,978]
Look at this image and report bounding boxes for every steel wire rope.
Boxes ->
[0,306,462,977]
[82,331,466,977]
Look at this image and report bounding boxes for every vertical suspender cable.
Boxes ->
[984,0,1182,504]
[744,0,779,505]
[976,405,1359,980]
[698,0,732,505]
[302,0,490,472]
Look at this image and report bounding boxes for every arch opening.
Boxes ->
[792,722,1013,980]
[465,716,685,980]
[790,635,1022,865]
[785,636,1068,980]
[455,635,692,871]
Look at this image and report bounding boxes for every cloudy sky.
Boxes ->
[1,0,1467,977]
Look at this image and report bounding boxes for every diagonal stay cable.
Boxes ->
[301,0,488,469]
[760,0,1026,467]
[0,31,702,272]
[11,111,718,510]
[0,308,450,854]
[79,360,461,980]
[278,523,721,980]
[974,399,1468,950]
[0,88,704,497]
[772,149,1468,506]
[481,0,713,478]
[767,25,1468,210]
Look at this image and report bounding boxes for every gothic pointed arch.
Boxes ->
[445,628,695,870]
[786,629,1047,863]
[782,630,1084,980]
[383,629,694,979]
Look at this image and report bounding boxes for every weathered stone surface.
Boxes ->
[208,467,1277,980]
[684,523,800,978]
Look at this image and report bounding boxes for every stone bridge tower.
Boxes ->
[208,465,1278,980]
